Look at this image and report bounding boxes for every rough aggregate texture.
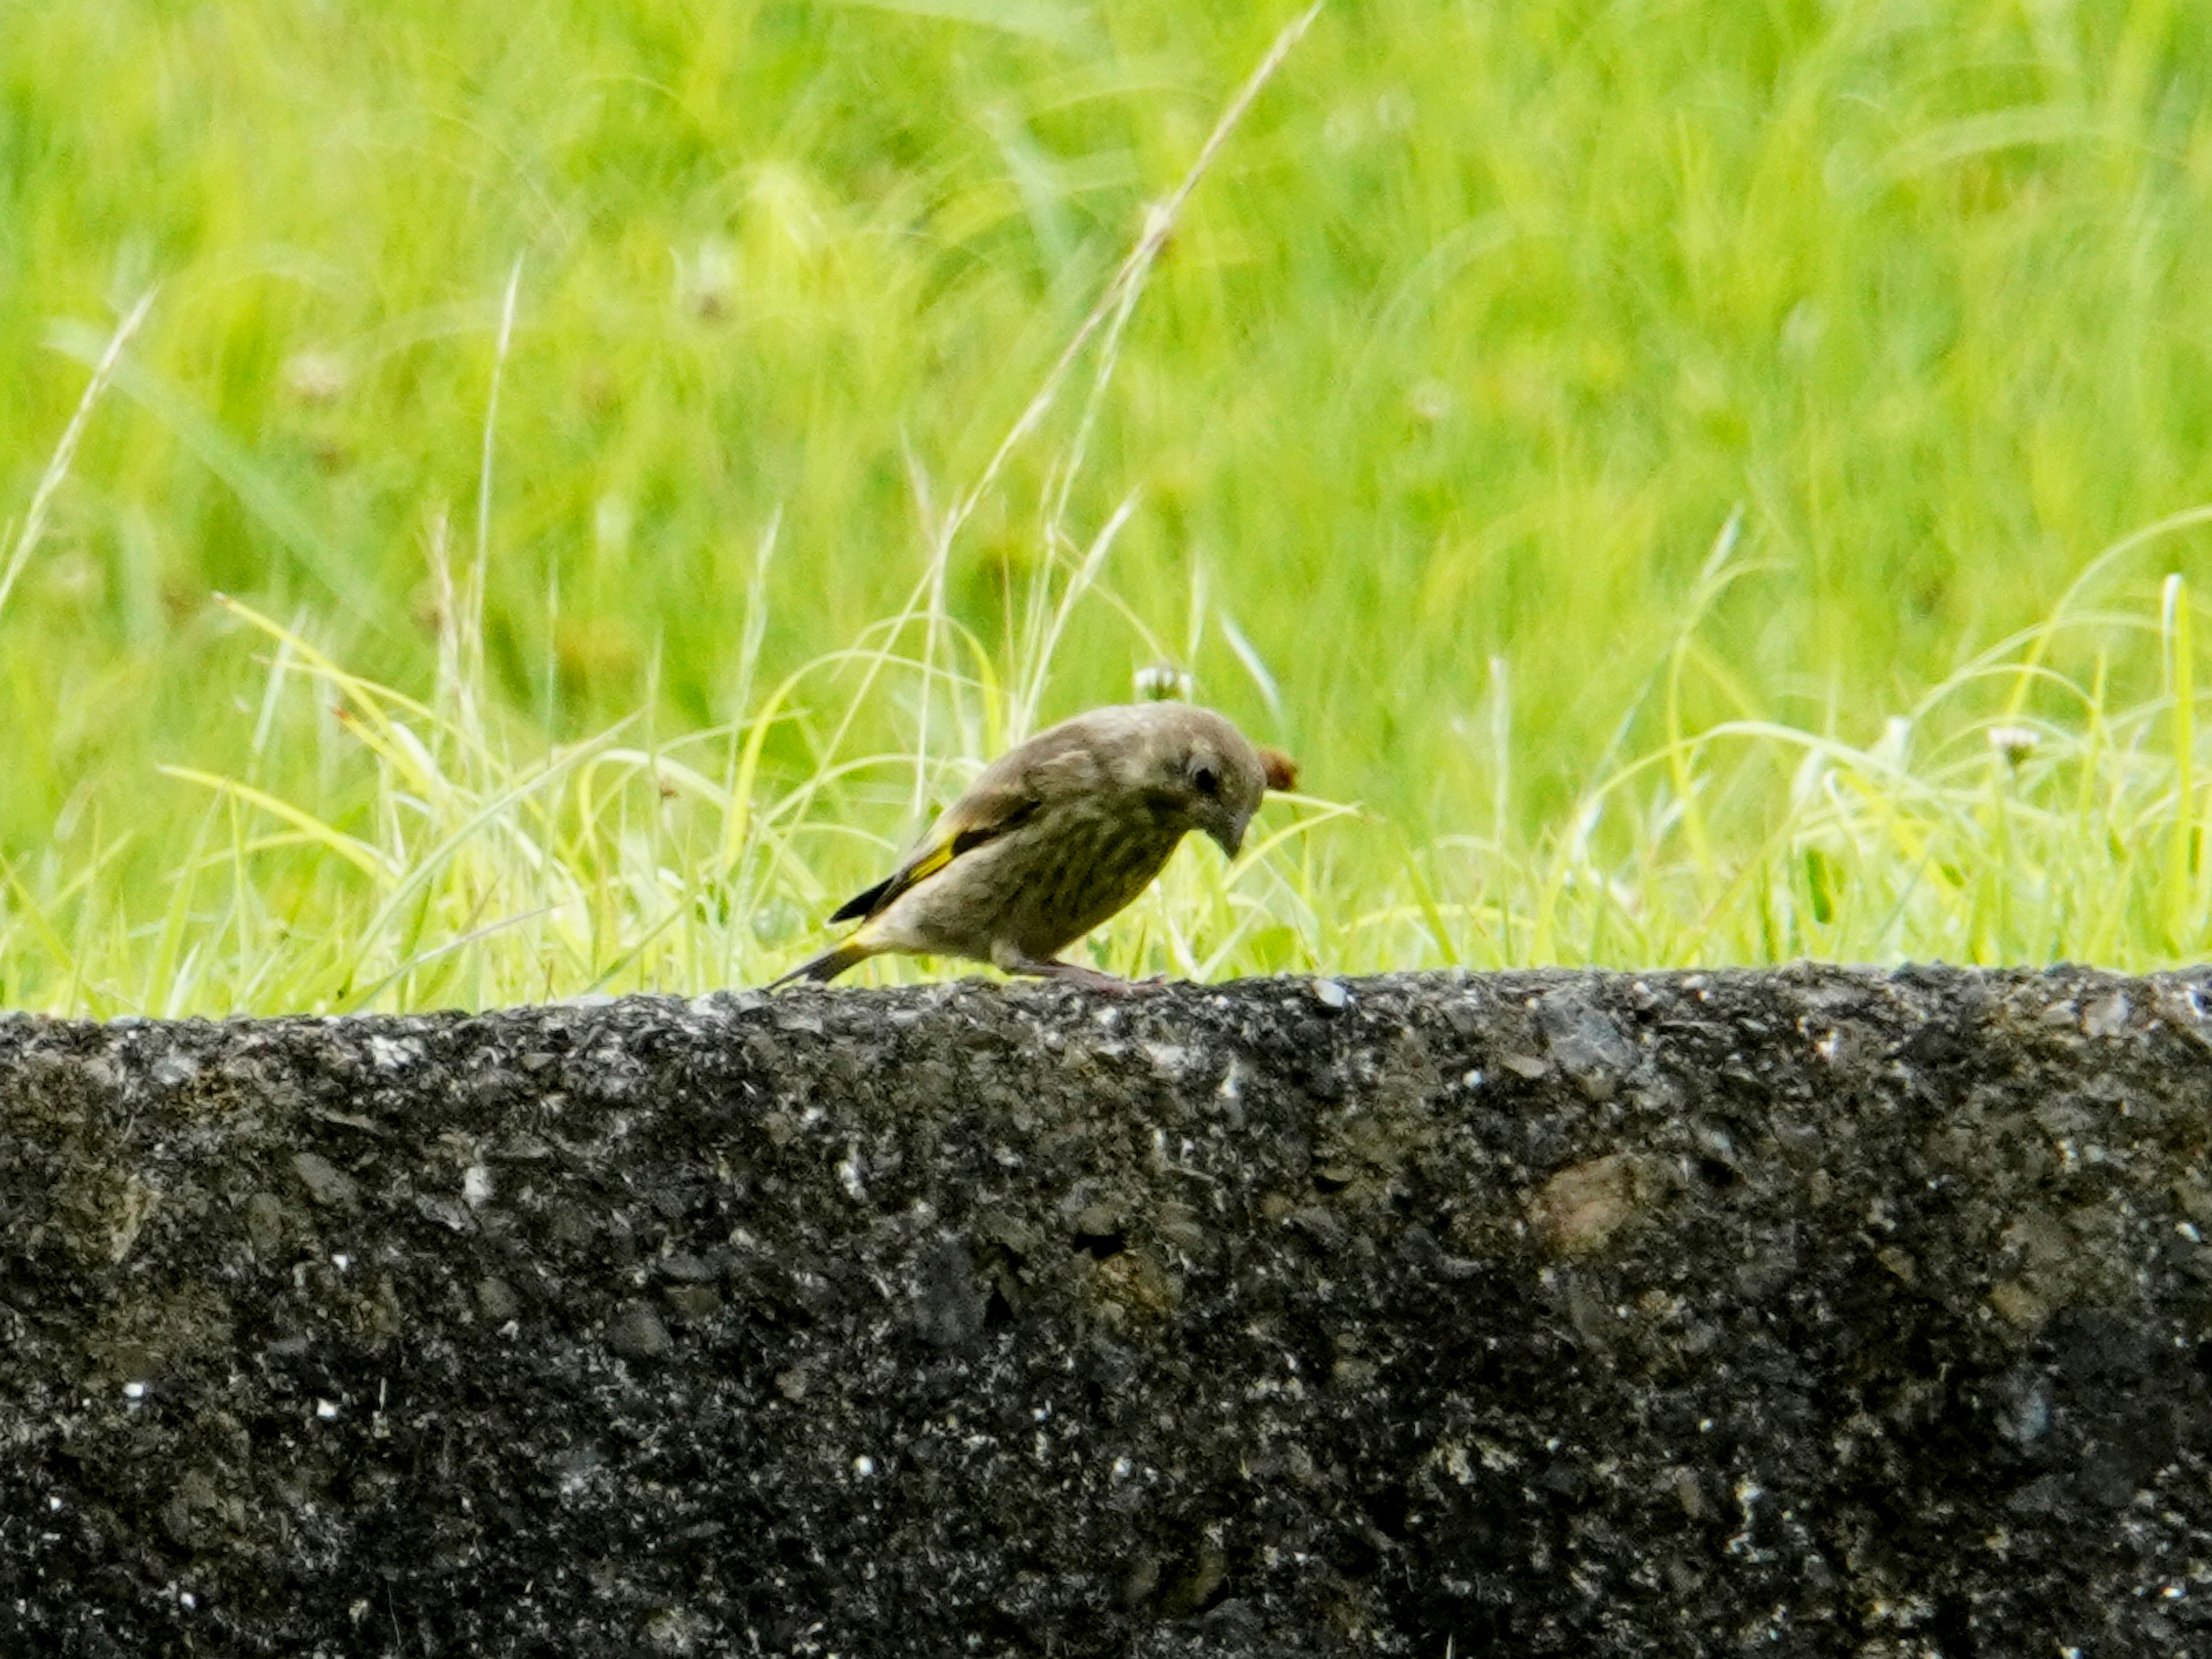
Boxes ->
[4,966,2212,1656]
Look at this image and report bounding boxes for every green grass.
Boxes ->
[8,0,2212,1013]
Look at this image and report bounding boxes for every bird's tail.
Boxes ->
[766,938,873,990]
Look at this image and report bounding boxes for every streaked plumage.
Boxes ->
[771,703,1296,989]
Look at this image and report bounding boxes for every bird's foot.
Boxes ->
[1007,956,1163,994]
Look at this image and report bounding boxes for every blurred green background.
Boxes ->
[8,0,2212,1010]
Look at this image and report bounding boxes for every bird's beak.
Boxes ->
[1207,817,1246,861]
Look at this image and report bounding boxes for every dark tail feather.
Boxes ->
[828,874,895,925]
[767,939,872,989]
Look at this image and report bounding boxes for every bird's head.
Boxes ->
[1138,706,1291,861]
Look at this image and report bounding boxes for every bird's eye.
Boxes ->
[1192,763,1220,797]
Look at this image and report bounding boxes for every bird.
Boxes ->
[770,703,1297,990]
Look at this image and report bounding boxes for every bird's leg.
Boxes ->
[1000,953,1158,994]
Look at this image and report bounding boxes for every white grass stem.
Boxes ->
[0,289,157,624]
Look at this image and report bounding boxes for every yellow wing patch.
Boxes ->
[904,842,957,886]
[826,798,1039,926]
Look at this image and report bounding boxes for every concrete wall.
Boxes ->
[3,967,2210,1655]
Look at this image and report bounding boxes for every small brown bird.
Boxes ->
[771,703,1297,989]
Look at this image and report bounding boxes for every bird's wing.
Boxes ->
[826,775,1043,925]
